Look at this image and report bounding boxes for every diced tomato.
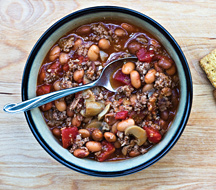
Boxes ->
[144,126,162,144]
[63,63,69,72]
[136,48,155,63]
[113,68,131,85]
[96,141,115,162]
[115,111,128,120]
[36,84,51,96]
[49,61,63,75]
[61,127,78,148]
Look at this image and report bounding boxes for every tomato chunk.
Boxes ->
[113,68,131,85]
[136,48,155,63]
[63,63,69,72]
[144,126,162,144]
[36,84,51,96]
[96,141,115,162]
[115,111,128,120]
[61,127,78,148]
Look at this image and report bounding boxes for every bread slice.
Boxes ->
[200,48,216,88]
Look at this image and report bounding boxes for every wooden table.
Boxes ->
[1,0,216,189]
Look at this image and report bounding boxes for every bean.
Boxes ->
[129,150,140,157]
[114,28,126,37]
[160,111,169,120]
[72,116,81,127]
[130,70,141,89]
[98,39,110,50]
[53,80,61,91]
[114,141,121,149]
[128,41,141,54]
[158,56,173,69]
[87,45,100,61]
[117,118,135,132]
[166,65,176,75]
[73,149,89,158]
[145,69,157,84]
[154,62,163,73]
[159,119,166,128]
[111,122,119,134]
[122,62,135,75]
[142,84,154,92]
[41,102,52,111]
[92,129,103,141]
[104,132,117,143]
[76,25,91,35]
[172,89,179,107]
[73,38,82,50]
[55,99,66,112]
[59,53,69,65]
[49,46,60,61]
[79,129,90,138]
[86,141,102,152]
[73,69,84,82]
[52,128,61,137]
[121,23,135,33]
[66,107,74,117]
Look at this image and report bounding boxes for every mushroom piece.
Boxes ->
[85,102,105,117]
[98,103,111,120]
[85,119,102,129]
[82,89,95,102]
[122,145,132,156]
[100,50,108,62]
[125,125,147,146]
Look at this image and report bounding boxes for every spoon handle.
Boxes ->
[3,81,97,113]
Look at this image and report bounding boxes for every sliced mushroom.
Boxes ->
[105,113,117,125]
[100,50,108,62]
[82,89,95,102]
[125,125,147,146]
[85,119,102,129]
[98,103,111,120]
[85,102,105,117]
[122,145,132,156]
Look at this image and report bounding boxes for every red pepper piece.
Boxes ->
[38,66,46,84]
[61,127,78,148]
[136,48,155,63]
[144,126,162,144]
[36,84,51,96]
[113,68,131,85]
[49,62,63,75]
[96,141,115,162]
[115,111,128,120]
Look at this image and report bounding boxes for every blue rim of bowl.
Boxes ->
[22,6,193,177]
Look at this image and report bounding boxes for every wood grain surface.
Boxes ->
[0,0,216,189]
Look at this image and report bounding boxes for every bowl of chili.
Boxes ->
[22,6,192,177]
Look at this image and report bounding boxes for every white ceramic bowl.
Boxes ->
[22,6,193,177]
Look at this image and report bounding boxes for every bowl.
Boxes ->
[22,6,193,177]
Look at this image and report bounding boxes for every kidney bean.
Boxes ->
[160,110,169,120]
[55,99,67,112]
[86,141,102,152]
[130,70,141,88]
[52,128,61,137]
[49,46,60,61]
[114,141,121,148]
[98,39,110,50]
[142,84,154,92]
[79,129,90,138]
[72,115,82,127]
[158,56,173,69]
[166,65,176,75]
[171,88,179,107]
[128,41,141,54]
[87,45,100,61]
[92,129,103,141]
[59,53,69,65]
[154,62,163,73]
[73,69,84,82]
[122,62,135,75]
[104,132,117,143]
[76,25,91,35]
[72,38,82,50]
[129,150,140,157]
[40,102,52,111]
[53,80,61,91]
[121,23,135,33]
[145,69,157,84]
[73,149,89,158]
[114,28,126,37]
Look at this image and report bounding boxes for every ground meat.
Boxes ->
[157,96,171,112]
[69,134,89,153]
[58,36,75,52]
[116,85,134,97]
[53,109,67,121]
[154,72,172,89]
[135,61,151,82]
[76,42,92,56]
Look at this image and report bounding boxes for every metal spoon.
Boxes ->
[3,57,137,113]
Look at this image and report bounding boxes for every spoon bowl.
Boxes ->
[3,57,137,113]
